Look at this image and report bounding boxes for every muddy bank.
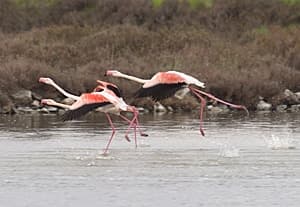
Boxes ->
[1,87,300,115]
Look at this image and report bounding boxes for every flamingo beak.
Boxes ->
[41,99,48,105]
[104,70,111,76]
[105,70,114,76]
[39,77,46,83]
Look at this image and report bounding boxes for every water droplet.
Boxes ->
[263,134,296,150]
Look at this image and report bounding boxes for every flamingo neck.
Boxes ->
[53,102,72,109]
[114,73,148,84]
[51,82,80,101]
[45,100,71,109]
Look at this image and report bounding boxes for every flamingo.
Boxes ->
[39,77,147,137]
[39,78,146,154]
[105,70,248,136]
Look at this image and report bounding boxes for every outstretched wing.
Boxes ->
[135,83,186,102]
[62,102,111,121]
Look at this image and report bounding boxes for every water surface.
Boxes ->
[0,112,299,207]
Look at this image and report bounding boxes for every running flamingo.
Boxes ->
[105,70,248,136]
[39,77,146,154]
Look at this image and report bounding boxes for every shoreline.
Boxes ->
[1,88,299,115]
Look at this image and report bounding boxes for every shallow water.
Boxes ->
[0,112,299,207]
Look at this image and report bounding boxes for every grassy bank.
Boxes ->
[0,0,300,111]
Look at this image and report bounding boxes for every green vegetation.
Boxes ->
[253,26,269,35]
[0,0,300,110]
[152,0,165,8]
[188,0,214,9]
[281,0,300,5]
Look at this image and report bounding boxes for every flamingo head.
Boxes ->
[93,84,105,92]
[105,70,122,77]
[96,80,122,97]
[41,99,57,106]
[39,77,55,85]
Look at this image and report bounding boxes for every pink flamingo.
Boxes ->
[105,70,248,136]
[39,77,146,154]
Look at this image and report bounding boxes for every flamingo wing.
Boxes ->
[107,85,122,98]
[135,83,186,101]
[62,102,111,121]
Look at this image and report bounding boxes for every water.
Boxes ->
[0,112,299,207]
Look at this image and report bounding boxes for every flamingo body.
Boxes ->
[63,93,112,121]
[106,70,205,101]
[143,71,205,88]
[139,71,204,101]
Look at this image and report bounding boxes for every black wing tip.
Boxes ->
[60,102,111,122]
[134,83,186,102]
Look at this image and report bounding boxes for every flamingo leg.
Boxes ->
[103,113,116,155]
[134,116,148,137]
[119,115,132,142]
[190,88,206,136]
[123,111,138,143]
[134,123,137,149]
[122,108,142,148]
[120,114,137,142]
[119,114,148,138]
[190,86,249,115]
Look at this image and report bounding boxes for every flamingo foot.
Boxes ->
[101,150,110,156]
[200,129,205,137]
[125,135,131,142]
[141,133,148,137]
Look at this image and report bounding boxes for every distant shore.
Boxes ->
[1,87,299,115]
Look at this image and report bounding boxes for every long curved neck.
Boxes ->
[51,82,80,101]
[114,72,149,84]
[51,102,72,109]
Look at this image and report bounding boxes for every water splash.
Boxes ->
[87,161,96,166]
[96,153,116,160]
[263,134,296,150]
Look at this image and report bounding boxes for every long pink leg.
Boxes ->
[123,111,138,143]
[134,116,148,137]
[119,115,132,142]
[119,114,148,138]
[190,86,249,115]
[134,123,137,149]
[190,88,206,136]
[103,113,116,155]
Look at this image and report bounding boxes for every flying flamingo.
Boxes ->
[39,78,146,154]
[105,70,248,136]
[39,77,147,138]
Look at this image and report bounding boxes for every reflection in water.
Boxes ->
[0,112,299,207]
